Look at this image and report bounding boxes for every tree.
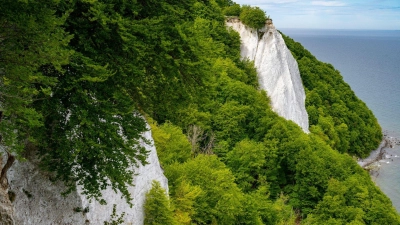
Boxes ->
[165,155,244,224]
[171,180,202,225]
[34,0,203,203]
[0,0,73,191]
[225,139,270,192]
[224,4,241,16]
[0,0,72,156]
[303,174,400,225]
[150,121,192,165]
[36,57,149,202]
[144,181,176,225]
[239,5,267,29]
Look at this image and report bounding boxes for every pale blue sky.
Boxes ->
[233,0,400,30]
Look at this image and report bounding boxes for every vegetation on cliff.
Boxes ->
[282,34,382,157]
[0,0,398,224]
[224,4,269,29]
[239,5,268,29]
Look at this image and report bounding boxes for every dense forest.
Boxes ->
[0,0,398,224]
[282,34,382,157]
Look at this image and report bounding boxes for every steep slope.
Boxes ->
[5,123,167,225]
[226,18,309,133]
[282,34,382,156]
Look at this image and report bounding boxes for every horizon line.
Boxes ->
[278,27,400,31]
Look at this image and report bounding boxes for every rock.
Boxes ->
[385,136,398,148]
[6,122,168,225]
[0,150,15,225]
[0,187,14,225]
[226,18,309,133]
[357,139,387,168]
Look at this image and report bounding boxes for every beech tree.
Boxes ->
[1,0,149,202]
[224,3,241,16]
[144,181,176,225]
[34,0,153,202]
[0,0,73,185]
[239,5,267,29]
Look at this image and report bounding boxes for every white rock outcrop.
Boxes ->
[226,18,309,133]
[6,122,168,225]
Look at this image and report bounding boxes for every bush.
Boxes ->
[223,3,241,16]
[239,5,267,29]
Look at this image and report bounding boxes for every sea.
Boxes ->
[280,28,400,211]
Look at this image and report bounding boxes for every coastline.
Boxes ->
[369,141,400,212]
[357,139,388,168]
[358,135,400,169]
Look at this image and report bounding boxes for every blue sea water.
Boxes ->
[281,28,400,211]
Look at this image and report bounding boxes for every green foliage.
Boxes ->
[272,194,297,225]
[73,207,83,213]
[226,139,271,192]
[37,56,149,202]
[104,204,125,225]
[2,0,399,224]
[237,59,260,88]
[223,3,241,16]
[171,180,202,224]
[282,33,382,157]
[144,181,176,225]
[238,189,297,225]
[0,0,73,157]
[291,136,359,215]
[150,121,192,165]
[303,174,400,225]
[166,155,245,224]
[148,14,398,223]
[239,5,267,29]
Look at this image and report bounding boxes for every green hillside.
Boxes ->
[282,34,382,157]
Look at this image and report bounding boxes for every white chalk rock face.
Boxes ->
[7,122,168,225]
[226,18,309,133]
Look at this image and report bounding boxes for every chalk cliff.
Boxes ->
[5,122,167,225]
[226,18,309,133]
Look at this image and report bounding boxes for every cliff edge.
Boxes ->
[226,18,309,133]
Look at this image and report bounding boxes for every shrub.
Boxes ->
[224,3,241,16]
[240,5,267,29]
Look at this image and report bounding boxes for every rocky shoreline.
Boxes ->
[358,134,400,169]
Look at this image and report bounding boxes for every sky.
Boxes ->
[233,0,400,30]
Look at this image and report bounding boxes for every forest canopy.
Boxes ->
[0,0,398,224]
[282,34,382,157]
